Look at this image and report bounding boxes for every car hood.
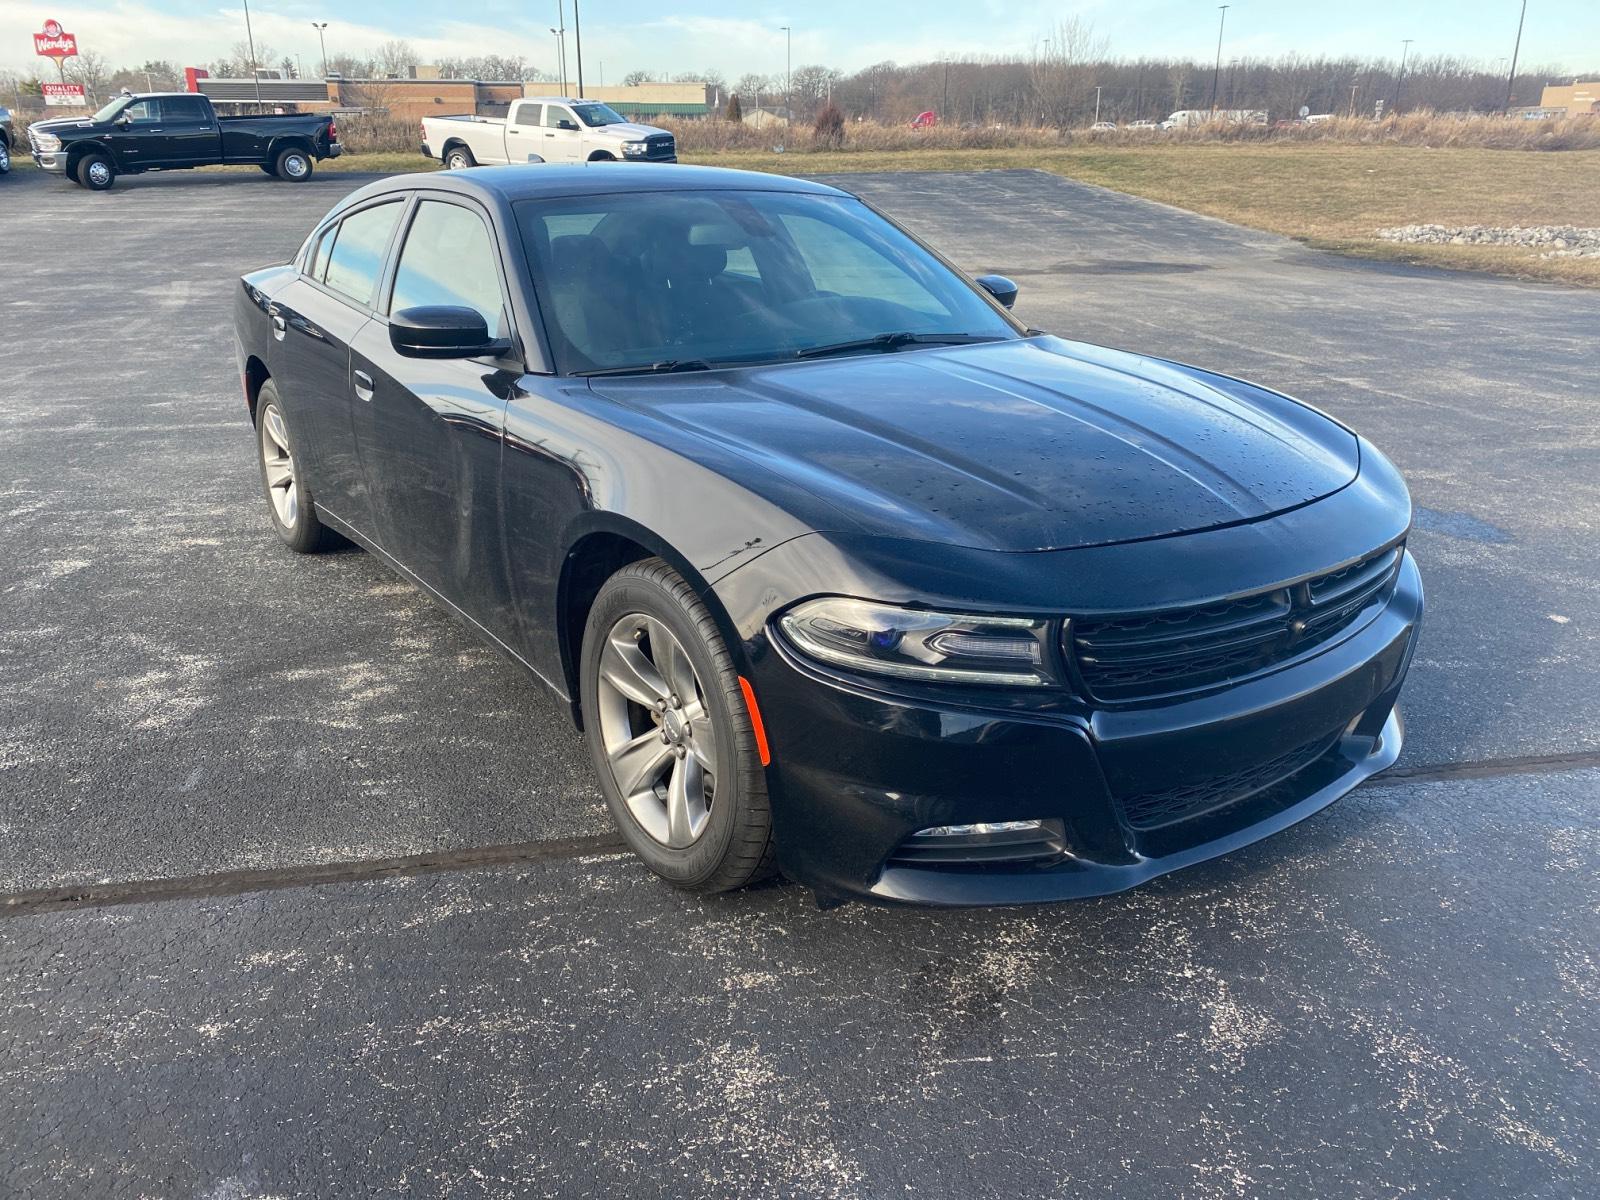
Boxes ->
[588,336,1360,553]
[28,116,103,136]
[593,122,670,141]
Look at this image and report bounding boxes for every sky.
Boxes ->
[2,1,1596,82]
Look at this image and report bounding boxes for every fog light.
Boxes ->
[913,820,1047,838]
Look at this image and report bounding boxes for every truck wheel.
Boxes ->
[0,142,11,174]
[444,145,475,170]
[274,147,314,181]
[77,153,116,190]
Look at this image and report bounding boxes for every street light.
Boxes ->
[780,25,792,124]
[1504,0,1528,114]
[1395,38,1414,112]
[311,22,328,78]
[550,1,568,95]
[242,0,264,111]
[572,0,584,97]
[1209,5,1229,111]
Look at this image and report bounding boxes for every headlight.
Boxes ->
[34,132,61,151]
[621,141,648,156]
[778,597,1056,686]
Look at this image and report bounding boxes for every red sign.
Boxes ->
[41,82,87,106]
[34,18,79,59]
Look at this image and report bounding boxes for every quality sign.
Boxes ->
[34,18,80,59]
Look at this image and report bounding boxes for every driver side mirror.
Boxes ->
[114,114,132,127]
[975,274,1019,309]
[390,306,509,359]
[557,119,579,132]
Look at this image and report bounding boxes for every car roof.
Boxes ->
[340,163,852,208]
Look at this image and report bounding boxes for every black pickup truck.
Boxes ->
[28,92,340,190]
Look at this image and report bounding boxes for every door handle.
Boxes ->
[509,128,521,133]
[353,370,375,401]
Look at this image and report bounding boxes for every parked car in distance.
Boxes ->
[234,164,1421,908]
[910,110,938,128]
[1126,119,1160,131]
[422,97,676,169]
[28,92,339,189]
[1089,121,1117,132]
[1161,108,1269,130]
[0,106,13,174]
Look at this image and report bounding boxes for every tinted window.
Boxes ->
[309,225,336,281]
[122,100,160,125]
[516,190,1015,373]
[163,96,210,124]
[322,202,402,307]
[390,201,507,338]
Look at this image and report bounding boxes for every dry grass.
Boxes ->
[690,143,1600,287]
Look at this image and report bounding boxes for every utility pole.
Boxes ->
[242,0,264,111]
[1209,5,1229,111]
[1094,85,1102,123]
[1394,39,1413,112]
[312,22,328,77]
[781,26,791,122]
[572,0,584,97]
[1227,57,1239,109]
[1504,0,1527,114]
[551,1,568,95]
[1349,82,1359,116]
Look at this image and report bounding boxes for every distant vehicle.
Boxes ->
[911,111,938,129]
[27,92,339,190]
[1089,121,1117,132]
[1304,113,1334,124]
[1160,109,1269,130]
[421,97,676,169]
[1126,119,1160,131]
[0,106,12,175]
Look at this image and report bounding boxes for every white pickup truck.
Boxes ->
[421,97,677,169]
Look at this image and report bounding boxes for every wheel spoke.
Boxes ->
[599,628,669,708]
[664,756,708,849]
[264,408,289,456]
[264,458,294,489]
[648,617,698,701]
[684,700,718,771]
[610,729,674,801]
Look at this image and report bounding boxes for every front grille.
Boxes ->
[1070,546,1402,703]
[887,821,1068,870]
[1117,732,1341,829]
[644,134,676,159]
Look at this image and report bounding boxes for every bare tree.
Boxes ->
[734,73,769,109]
[372,40,419,79]
[1028,18,1106,127]
[622,70,652,86]
[65,50,112,101]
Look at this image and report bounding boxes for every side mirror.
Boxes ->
[114,114,132,127]
[558,119,579,131]
[389,306,507,359]
[975,274,1019,310]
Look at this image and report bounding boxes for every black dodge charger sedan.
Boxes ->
[234,164,1422,907]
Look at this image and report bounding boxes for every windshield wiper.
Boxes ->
[577,359,714,378]
[793,332,1007,361]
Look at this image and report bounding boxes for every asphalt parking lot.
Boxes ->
[2,164,1597,1198]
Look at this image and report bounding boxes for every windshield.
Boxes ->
[91,98,130,123]
[572,102,627,127]
[516,190,1019,374]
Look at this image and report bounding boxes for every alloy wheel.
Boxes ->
[595,613,718,849]
[260,404,298,528]
[86,160,111,186]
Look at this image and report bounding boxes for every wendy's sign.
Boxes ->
[34,19,80,60]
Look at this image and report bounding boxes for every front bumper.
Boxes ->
[31,149,68,173]
[741,550,1422,907]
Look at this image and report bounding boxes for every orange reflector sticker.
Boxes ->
[738,675,772,766]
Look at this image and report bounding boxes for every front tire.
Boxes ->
[0,142,11,174]
[274,147,314,181]
[444,145,475,170]
[255,381,333,553]
[580,559,774,893]
[77,152,115,190]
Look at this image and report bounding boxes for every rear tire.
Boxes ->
[444,145,475,170]
[580,558,775,893]
[255,381,334,553]
[77,153,115,190]
[273,147,314,181]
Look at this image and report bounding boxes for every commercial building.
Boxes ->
[1536,81,1600,117]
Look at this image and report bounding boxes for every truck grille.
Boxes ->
[644,134,676,160]
[1069,546,1402,703]
[1116,732,1341,829]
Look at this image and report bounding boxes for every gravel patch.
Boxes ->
[1376,224,1600,258]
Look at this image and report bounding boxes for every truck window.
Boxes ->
[322,202,403,308]
[162,96,210,125]
[390,201,507,338]
[543,106,576,130]
[122,99,161,125]
[511,102,542,127]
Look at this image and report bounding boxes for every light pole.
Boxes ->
[1349,82,1359,116]
[242,0,264,111]
[1094,85,1102,124]
[311,22,328,77]
[780,25,791,123]
[550,1,568,95]
[1504,0,1527,114]
[1395,38,1413,112]
[1209,5,1229,111]
[1227,57,1239,109]
[572,0,584,97]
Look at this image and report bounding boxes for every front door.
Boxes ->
[540,103,582,162]
[350,196,520,629]
[110,97,173,169]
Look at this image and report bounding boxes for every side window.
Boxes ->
[543,106,575,130]
[512,102,542,128]
[322,201,403,307]
[308,224,336,281]
[390,201,507,339]
[164,97,210,125]
[122,100,160,125]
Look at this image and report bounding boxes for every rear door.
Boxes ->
[157,95,219,165]
[540,104,582,162]
[504,101,545,163]
[268,197,406,539]
[349,195,522,626]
